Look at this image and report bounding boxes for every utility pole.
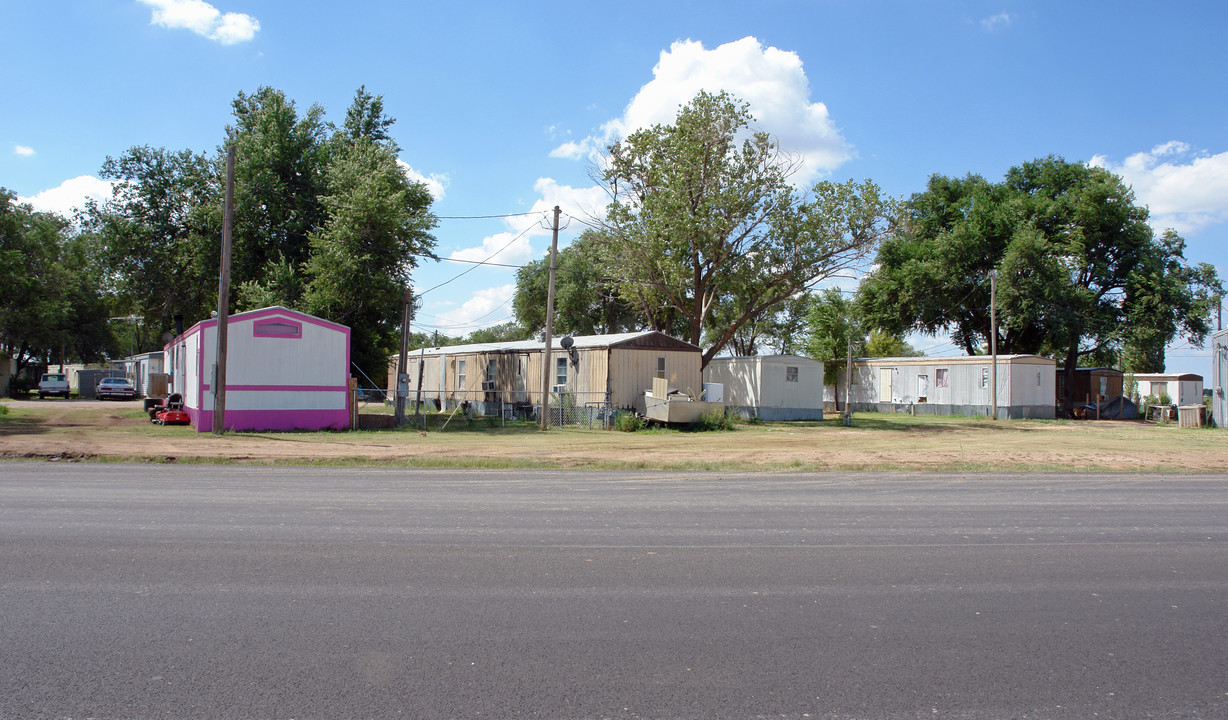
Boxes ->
[990,269,998,421]
[844,335,853,426]
[212,145,235,435]
[539,206,562,430]
[394,289,413,426]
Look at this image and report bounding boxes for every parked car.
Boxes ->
[38,373,71,399]
[96,377,137,400]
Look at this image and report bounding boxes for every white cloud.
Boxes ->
[981,12,1013,32]
[18,175,115,217]
[1089,143,1228,234]
[553,36,853,187]
[14,145,35,157]
[446,178,610,267]
[397,159,449,201]
[433,284,517,333]
[136,0,259,45]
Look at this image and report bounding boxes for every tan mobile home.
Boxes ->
[389,331,703,416]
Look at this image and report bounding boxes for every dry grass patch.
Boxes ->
[1,399,1224,471]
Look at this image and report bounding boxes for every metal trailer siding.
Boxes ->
[705,356,824,420]
[839,356,1055,419]
[609,348,701,413]
[1213,330,1228,427]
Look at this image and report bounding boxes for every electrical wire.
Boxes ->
[415,214,545,296]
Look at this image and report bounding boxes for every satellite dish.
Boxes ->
[560,335,574,350]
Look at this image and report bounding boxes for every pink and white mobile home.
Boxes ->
[165,306,351,433]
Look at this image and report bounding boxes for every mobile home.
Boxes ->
[704,355,824,421]
[836,355,1056,419]
[1128,373,1204,406]
[390,331,703,416]
[165,306,351,433]
[1213,329,1228,427]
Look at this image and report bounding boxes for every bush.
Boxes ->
[614,410,645,432]
[691,408,735,432]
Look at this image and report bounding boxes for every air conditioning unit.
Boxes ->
[552,385,567,394]
[481,381,496,391]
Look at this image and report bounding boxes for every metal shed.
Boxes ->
[703,355,824,421]
[164,306,351,433]
[835,355,1056,419]
[389,331,703,417]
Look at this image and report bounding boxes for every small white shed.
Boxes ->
[165,306,351,433]
[703,355,824,421]
[833,355,1056,419]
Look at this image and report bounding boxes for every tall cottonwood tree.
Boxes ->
[597,91,895,367]
[513,229,644,337]
[858,156,1221,413]
[86,85,437,376]
[301,90,437,375]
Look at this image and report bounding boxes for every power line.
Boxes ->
[436,211,544,220]
[415,215,545,296]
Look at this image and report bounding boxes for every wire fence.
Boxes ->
[351,387,616,430]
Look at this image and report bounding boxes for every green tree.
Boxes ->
[598,91,894,367]
[225,86,329,306]
[513,229,643,336]
[300,88,437,377]
[1,191,115,384]
[858,156,1221,413]
[464,322,531,344]
[803,288,864,411]
[87,146,221,339]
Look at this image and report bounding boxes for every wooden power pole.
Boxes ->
[395,289,413,426]
[539,206,562,430]
[212,145,235,435]
[990,269,998,420]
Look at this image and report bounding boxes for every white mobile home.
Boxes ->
[165,306,351,433]
[1212,329,1228,427]
[1128,373,1204,406]
[704,355,824,421]
[835,355,1056,419]
[119,351,164,397]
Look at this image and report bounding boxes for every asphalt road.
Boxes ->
[1,464,1226,719]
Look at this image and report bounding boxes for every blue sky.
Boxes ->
[4,1,1227,375]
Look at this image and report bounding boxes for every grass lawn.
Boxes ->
[2,399,1224,472]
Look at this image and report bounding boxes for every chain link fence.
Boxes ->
[355,388,616,430]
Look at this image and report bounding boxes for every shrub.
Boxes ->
[691,408,735,432]
[614,410,645,432]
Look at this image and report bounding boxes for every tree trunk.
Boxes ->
[1060,345,1080,418]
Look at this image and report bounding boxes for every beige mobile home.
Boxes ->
[704,355,824,421]
[389,331,703,417]
[834,355,1056,419]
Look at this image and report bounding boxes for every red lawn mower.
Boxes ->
[148,393,190,426]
